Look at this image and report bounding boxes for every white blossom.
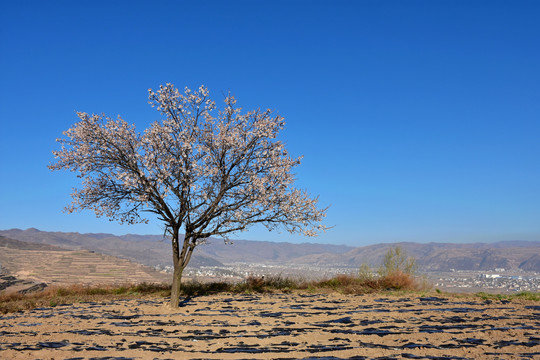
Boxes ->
[50,84,328,307]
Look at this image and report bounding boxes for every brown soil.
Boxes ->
[0,292,538,359]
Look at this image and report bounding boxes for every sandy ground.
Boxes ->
[0,292,539,360]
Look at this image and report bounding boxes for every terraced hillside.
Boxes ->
[0,236,170,291]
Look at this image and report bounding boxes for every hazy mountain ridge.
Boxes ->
[0,228,353,270]
[0,235,70,252]
[0,228,218,268]
[1,228,539,272]
[295,241,540,271]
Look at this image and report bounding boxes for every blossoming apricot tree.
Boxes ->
[50,84,327,307]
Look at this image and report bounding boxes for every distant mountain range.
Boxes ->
[294,241,540,272]
[1,228,539,272]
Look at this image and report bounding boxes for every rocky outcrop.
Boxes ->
[0,272,48,294]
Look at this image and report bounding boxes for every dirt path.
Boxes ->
[0,293,539,359]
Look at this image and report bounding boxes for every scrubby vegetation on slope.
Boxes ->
[1,273,538,314]
[0,269,419,314]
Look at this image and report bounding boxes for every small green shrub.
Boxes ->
[475,291,540,302]
[56,288,71,297]
[87,287,108,295]
[114,286,128,295]
[514,292,540,301]
[378,246,417,277]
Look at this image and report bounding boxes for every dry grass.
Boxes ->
[6,271,537,314]
[179,275,304,297]
[0,271,423,313]
[0,283,170,314]
[313,271,422,295]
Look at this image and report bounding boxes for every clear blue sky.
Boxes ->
[1,0,538,246]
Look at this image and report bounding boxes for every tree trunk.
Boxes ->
[170,228,183,308]
[170,261,183,308]
[170,229,196,308]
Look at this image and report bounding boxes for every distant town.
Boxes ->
[156,263,540,294]
[427,269,540,293]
